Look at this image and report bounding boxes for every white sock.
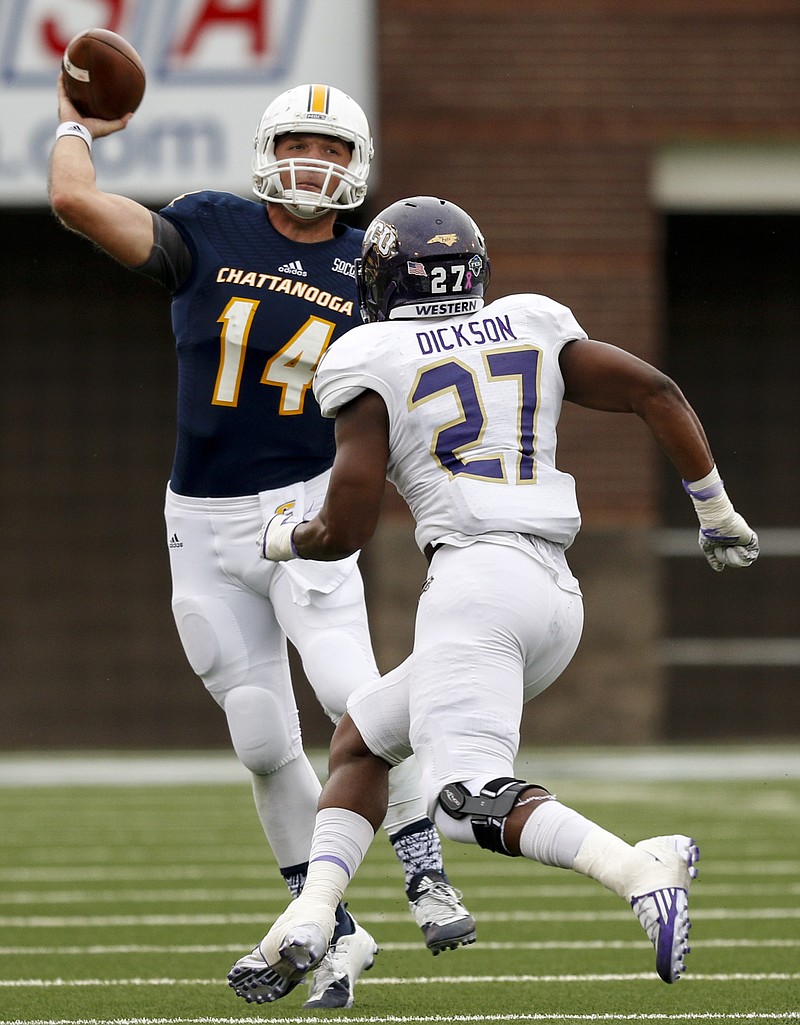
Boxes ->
[572,826,644,899]
[300,807,375,911]
[250,754,320,867]
[520,803,645,900]
[518,800,595,867]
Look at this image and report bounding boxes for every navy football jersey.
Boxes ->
[160,190,362,496]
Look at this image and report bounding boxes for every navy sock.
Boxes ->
[279,861,308,899]
[332,901,355,940]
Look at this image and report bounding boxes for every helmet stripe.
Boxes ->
[308,84,329,114]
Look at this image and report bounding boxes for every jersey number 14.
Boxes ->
[212,298,335,414]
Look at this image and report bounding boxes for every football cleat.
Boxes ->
[629,834,700,983]
[408,870,477,955]
[303,916,379,1009]
[228,952,288,1004]
[228,900,336,1004]
[227,926,326,1004]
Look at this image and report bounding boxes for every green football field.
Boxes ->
[1,748,798,1024]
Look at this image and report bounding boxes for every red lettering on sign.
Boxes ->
[175,0,268,57]
[41,0,124,56]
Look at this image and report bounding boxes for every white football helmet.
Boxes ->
[252,83,373,220]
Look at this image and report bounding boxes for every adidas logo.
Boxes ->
[278,260,307,277]
[168,533,184,549]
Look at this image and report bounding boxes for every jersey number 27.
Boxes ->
[409,347,540,483]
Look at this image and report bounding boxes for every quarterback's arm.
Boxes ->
[293,389,390,561]
[48,73,154,267]
[560,337,758,571]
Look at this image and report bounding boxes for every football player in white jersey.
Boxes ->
[232,196,759,997]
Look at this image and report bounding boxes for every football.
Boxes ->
[62,28,146,120]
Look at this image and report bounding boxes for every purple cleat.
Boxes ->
[630,834,700,983]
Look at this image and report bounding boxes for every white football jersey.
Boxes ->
[314,293,588,551]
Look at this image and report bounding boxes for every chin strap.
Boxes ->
[286,198,330,221]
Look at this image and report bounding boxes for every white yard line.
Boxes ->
[1,882,800,904]
[0,861,798,882]
[1,907,799,928]
[3,1014,800,1025]
[0,938,799,956]
[2,972,800,988]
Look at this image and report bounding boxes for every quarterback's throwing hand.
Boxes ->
[258,513,302,562]
[699,519,759,573]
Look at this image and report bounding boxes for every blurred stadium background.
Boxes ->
[1,0,798,753]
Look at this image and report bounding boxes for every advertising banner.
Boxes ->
[0,0,376,205]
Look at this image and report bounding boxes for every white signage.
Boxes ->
[0,0,376,205]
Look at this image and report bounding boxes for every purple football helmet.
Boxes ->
[356,196,491,323]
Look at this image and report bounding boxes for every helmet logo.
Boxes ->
[427,233,459,246]
[469,255,483,276]
[365,218,399,257]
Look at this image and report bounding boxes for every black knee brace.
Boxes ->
[439,777,547,856]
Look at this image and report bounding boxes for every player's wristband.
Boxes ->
[56,121,93,151]
[682,465,725,501]
[682,465,736,530]
[259,516,304,561]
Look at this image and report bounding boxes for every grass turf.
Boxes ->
[1,751,799,1023]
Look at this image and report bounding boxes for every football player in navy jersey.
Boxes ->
[49,85,474,1008]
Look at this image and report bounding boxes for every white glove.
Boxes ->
[257,513,303,561]
[684,466,759,572]
[698,518,759,572]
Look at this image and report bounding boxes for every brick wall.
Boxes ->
[377,1,799,520]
